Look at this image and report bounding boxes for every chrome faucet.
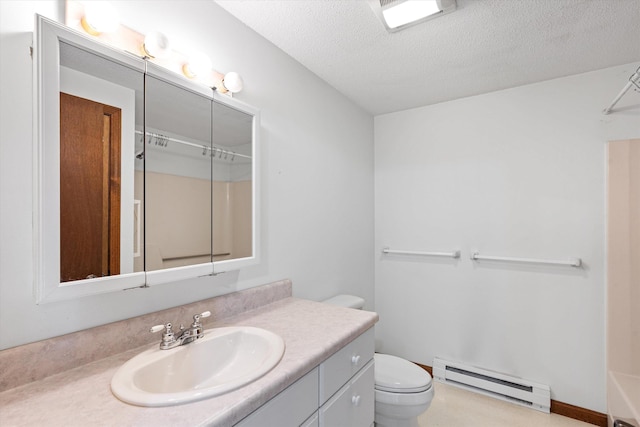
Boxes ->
[150,311,211,350]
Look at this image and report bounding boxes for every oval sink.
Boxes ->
[111,326,285,407]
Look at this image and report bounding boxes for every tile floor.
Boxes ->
[418,382,593,427]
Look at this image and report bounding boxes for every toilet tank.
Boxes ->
[322,294,365,309]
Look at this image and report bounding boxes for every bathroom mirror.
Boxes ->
[58,40,144,283]
[144,66,215,285]
[34,16,146,303]
[34,16,260,301]
[144,64,261,283]
[211,96,259,273]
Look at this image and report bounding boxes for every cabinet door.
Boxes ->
[235,368,319,427]
[320,360,374,427]
[320,328,374,403]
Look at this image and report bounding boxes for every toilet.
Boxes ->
[323,295,434,427]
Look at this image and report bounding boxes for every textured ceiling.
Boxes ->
[215,0,640,115]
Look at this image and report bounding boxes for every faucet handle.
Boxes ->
[150,324,167,333]
[193,311,211,323]
[150,322,175,334]
[189,311,210,341]
[150,323,179,349]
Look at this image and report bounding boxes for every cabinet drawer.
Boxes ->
[235,367,319,427]
[319,327,374,403]
[319,359,375,427]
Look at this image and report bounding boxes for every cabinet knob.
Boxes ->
[351,355,361,365]
[351,395,361,406]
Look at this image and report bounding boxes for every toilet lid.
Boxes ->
[374,353,432,393]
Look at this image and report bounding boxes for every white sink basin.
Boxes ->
[111,326,285,407]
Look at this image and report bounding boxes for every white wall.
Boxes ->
[0,1,374,350]
[374,62,640,412]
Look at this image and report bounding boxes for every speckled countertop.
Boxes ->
[0,297,378,427]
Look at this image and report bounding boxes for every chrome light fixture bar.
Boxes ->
[370,0,457,32]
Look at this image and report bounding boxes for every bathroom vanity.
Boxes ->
[0,280,378,426]
[237,328,375,426]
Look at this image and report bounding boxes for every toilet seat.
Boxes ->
[375,353,432,393]
[375,386,434,406]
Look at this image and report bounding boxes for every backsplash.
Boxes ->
[0,279,292,392]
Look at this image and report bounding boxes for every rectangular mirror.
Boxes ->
[34,16,146,303]
[212,95,260,274]
[34,16,260,302]
[59,41,144,282]
[144,68,214,285]
[212,101,253,261]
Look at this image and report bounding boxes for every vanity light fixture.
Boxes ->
[371,0,456,32]
[182,52,213,79]
[80,1,119,35]
[141,31,171,59]
[216,72,244,94]
[68,1,242,95]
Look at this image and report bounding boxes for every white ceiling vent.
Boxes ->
[370,0,457,32]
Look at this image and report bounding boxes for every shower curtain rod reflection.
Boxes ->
[134,130,252,160]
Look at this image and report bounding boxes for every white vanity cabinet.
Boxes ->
[319,328,375,427]
[319,360,374,427]
[235,327,375,427]
[234,367,319,427]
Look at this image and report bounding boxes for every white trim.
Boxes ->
[33,15,146,303]
[213,93,261,274]
[145,263,214,286]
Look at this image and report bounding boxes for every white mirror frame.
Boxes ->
[33,15,146,304]
[212,92,261,276]
[33,16,261,301]
[142,63,261,283]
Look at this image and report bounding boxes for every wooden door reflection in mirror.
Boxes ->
[58,40,144,282]
[60,93,121,281]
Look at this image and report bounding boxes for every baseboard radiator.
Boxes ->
[432,357,551,413]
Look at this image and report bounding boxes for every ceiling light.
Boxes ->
[383,1,440,28]
[371,0,456,32]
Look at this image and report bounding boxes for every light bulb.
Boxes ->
[142,31,171,59]
[222,72,244,93]
[81,1,119,35]
[182,52,212,79]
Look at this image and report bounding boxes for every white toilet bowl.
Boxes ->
[322,295,434,427]
[374,353,434,427]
